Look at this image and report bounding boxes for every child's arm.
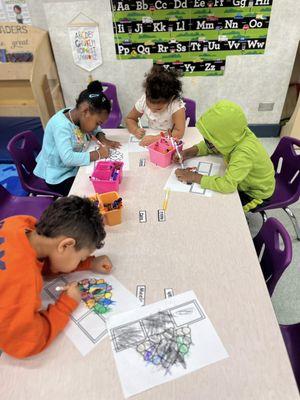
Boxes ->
[171,108,186,139]
[177,150,253,193]
[94,129,121,149]
[1,288,80,358]
[173,145,199,163]
[74,255,113,274]
[53,125,107,165]
[126,107,146,139]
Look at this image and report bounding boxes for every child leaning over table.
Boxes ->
[174,100,275,212]
[0,196,112,359]
[126,64,186,147]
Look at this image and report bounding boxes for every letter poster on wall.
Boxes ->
[68,13,103,72]
[110,0,273,76]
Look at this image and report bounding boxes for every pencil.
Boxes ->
[163,189,170,211]
[138,117,143,129]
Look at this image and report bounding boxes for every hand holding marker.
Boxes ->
[169,124,184,169]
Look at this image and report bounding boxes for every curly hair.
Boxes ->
[35,196,106,250]
[143,65,183,103]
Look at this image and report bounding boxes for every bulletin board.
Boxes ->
[111,0,273,76]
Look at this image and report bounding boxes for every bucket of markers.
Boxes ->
[148,136,183,168]
[90,192,122,226]
[90,161,123,193]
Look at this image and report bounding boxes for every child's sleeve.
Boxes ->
[53,125,90,167]
[196,140,210,156]
[171,98,185,115]
[200,150,253,193]
[1,293,78,358]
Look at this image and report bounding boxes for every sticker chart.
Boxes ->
[42,271,141,356]
[107,291,228,398]
[164,160,220,197]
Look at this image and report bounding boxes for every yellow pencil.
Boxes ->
[163,189,170,211]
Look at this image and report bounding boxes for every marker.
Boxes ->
[162,189,170,211]
[170,137,184,169]
[55,286,66,292]
[138,117,143,129]
[137,118,145,138]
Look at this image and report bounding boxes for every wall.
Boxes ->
[31,0,300,125]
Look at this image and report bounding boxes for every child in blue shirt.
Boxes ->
[34,81,120,196]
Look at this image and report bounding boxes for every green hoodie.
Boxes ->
[196,100,275,206]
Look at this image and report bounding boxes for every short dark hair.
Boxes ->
[143,65,182,103]
[13,5,22,12]
[36,196,106,250]
[76,80,111,114]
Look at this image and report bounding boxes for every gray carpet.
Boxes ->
[247,138,300,325]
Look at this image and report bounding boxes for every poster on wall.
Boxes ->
[110,0,273,77]
[2,0,31,24]
[68,14,103,72]
[0,1,6,22]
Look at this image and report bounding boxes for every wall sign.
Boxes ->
[111,0,273,76]
[68,13,102,72]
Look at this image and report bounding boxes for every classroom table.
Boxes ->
[1,128,299,400]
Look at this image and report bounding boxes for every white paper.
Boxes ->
[85,143,130,176]
[164,160,220,197]
[108,290,228,399]
[42,271,141,356]
[3,0,31,24]
[68,25,102,72]
[128,135,147,153]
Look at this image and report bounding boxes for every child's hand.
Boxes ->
[65,282,81,303]
[140,135,158,147]
[173,150,187,164]
[97,146,109,159]
[91,255,113,274]
[175,168,202,184]
[101,138,121,149]
[134,128,146,139]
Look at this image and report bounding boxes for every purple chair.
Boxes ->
[7,131,61,197]
[254,136,300,240]
[183,97,196,127]
[0,184,53,220]
[253,217,292,296]
[280,322,300,390]
[100,82,122,128]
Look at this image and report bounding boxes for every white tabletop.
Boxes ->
[1,128,298,400]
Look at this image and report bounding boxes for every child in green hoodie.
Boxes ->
[175,100,275,212]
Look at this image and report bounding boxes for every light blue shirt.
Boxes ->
[34,109,98,185]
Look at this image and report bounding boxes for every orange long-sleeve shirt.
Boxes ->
[0,215,92,358]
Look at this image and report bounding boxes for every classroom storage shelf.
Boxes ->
[0,23,65,128]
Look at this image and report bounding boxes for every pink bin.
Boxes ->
[90,161,123,193]
[148,138,183,168]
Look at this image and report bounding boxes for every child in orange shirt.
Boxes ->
[0,196,111,359]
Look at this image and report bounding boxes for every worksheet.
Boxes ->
[42,271,142,356]
[164,160,220,197]
[107,290,228,398]
[85,143,130,175]
[128,135,147,153]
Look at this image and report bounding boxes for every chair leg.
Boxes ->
[283,207,300,241]
[259,211,268,223]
